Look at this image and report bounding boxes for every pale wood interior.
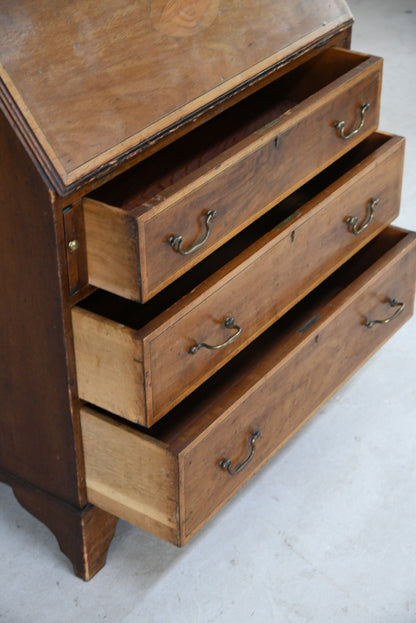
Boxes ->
[72,308,146,422]
[88,48,370,213]
[79,133,393,330]
[82,202,140,300]
[81,406,179,544]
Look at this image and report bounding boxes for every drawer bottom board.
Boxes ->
[80,227,416,546]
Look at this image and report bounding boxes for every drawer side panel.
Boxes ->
[80,407,179,544]
[83,199,141,301]
[72,308,146,423]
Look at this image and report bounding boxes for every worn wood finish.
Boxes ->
[73,132,403,427]
[80,228,416,545]
[84,49,382,301]
[0,1,352,191]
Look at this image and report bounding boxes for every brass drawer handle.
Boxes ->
[169,210,217,255]
[188,316,241,354]
[346,198,379,235]
[365,298,405,328]
[219,431,261,475]
[334,103,370,140]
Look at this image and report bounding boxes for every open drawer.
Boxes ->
[80,227,416,546]
[73,133,404,427]
[83,47,382,302]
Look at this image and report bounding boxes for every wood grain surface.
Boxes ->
[73,132,402,427]
[83,49,382,301]
[0,0,352,190]
[80,228,416,545]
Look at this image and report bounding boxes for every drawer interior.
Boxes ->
[78,133,395,330]
[92,226,412,445]
[88,48,373,213]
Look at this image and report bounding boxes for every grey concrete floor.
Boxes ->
[1,1,416,621]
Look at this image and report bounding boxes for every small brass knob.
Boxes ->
[68,239,80,253]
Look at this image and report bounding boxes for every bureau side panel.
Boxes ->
[0,108,85,505]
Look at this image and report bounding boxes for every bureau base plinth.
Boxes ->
[0,469,118,581]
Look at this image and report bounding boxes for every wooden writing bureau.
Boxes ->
[1,1,415,580]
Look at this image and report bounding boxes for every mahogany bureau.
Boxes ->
[1,1,415,580]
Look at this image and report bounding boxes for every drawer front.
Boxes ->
[145,134,404,421]
[74,134,404,427]
[83,49,382,302]
[181,230,416,540]
[80,229,416,545]
[140,59,381,300]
